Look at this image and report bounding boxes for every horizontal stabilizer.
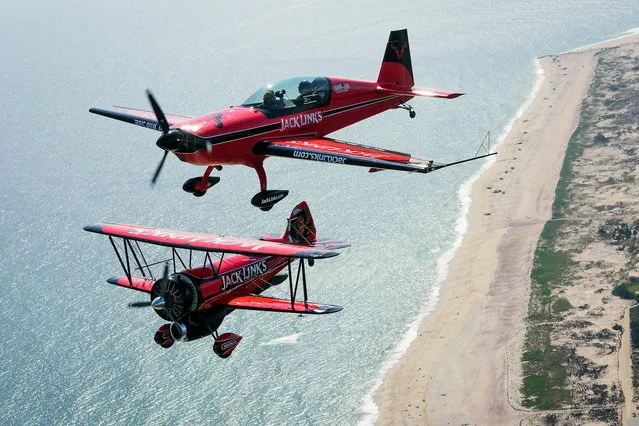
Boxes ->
[376,86,463,99]
[107,276,154,293]
[221,295,342,314]
[312,238,351,250]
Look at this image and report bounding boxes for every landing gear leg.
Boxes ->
[250,161,288,211]
[397,103,416,118]
[183,166,221,197]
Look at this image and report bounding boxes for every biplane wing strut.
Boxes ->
[96,233,343,314]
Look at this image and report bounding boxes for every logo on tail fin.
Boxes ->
[390,42,408,59]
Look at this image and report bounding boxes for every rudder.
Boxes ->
[282,201,317,245]
[377,29,414,89]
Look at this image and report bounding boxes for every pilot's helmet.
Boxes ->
[298,80,312,95]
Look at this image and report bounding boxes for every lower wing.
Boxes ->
[254,137,495,174]
[107,276,154,293]
[220,295,342,314]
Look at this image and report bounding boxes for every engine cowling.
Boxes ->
[150,274,197,321]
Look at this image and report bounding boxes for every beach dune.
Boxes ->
[375,32,639,425]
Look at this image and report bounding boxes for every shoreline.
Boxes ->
[358,63,543,425]
[373,30,639,424]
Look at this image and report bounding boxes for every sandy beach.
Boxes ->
[376,31,639,425]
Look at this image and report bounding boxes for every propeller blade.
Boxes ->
[128,301,152,308]
[158,262,178,322]
[146,89,170,134]
[151,151,169,185]
[160,262,169,294]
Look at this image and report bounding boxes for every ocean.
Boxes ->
[1,1,638,424]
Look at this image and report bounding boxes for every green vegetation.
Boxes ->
[630,306,639,345]
[552,298,572,313]
[630,306,639,390]
[612,282,639,301]
[551,131,585,219]
[520,332,571,409]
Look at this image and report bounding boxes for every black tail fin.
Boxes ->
[377,29,414,89]
[282,201,317,245]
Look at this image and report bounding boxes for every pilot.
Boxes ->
[262,90,283,109]
[293,80,320,106]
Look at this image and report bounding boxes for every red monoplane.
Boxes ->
[90,29,495,210]
[84,202,348,357]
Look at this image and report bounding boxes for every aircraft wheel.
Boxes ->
[409,110,416,119]
[193,190,206,197]
[154,324,175,349]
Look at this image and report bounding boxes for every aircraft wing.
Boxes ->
[84,223,340,259]
[254,137,441,173]
[107,276,154,293]
[221,295,342,314]
[89,106,192,131]
[254,137,495,174]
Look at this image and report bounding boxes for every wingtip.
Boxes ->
[447,92,464,99]
[311,304,343,314]
[83,223,102,232]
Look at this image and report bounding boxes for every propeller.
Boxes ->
[147,90,183,186]
[128,301,152,308]
[150,263,188,342]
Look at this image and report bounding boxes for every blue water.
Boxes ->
[1,1,638,424]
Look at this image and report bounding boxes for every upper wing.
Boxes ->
[221,295,342,314]
[253,137,440,173]
[376,86,464,99]
[89,106,192,131]
[84,223,340,259]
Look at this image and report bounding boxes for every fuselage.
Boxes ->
[162,251,292,341]
[186,253,291,309]
[171,77,411,168]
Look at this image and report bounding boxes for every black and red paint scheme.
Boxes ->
[84,202,348,358]
[90,29,496,210]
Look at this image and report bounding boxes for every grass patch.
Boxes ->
[612,282,639,301]
[522,350,544,362]
[532,249,574,285]
[630,306,639,349]
[552,298,572,313]
[521,340,571,409]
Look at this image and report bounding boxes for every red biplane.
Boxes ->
[90,29,495,210]
[84,202,348,358]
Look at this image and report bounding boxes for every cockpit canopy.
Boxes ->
[241,77,331,117]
